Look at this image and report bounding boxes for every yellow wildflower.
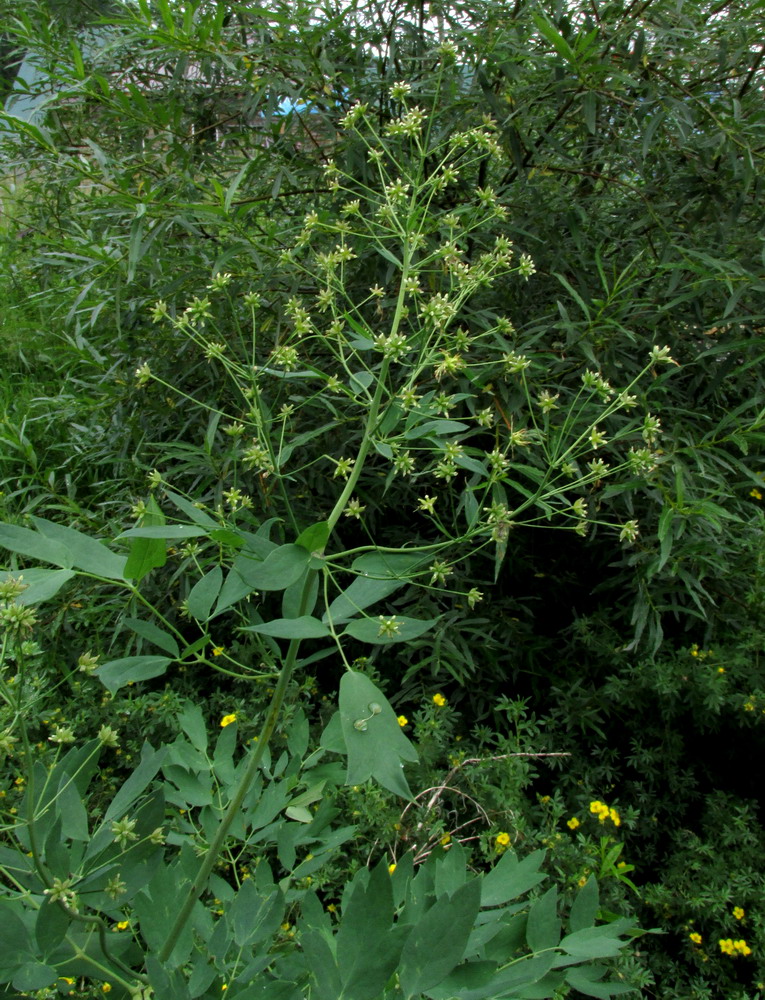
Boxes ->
[397,715,408,727]
[589,800,610,822]
[212,645,225,656]
[432,693,446,707]
[102,986,112,994]
[719,937,752,957]
[220,713,237,727]
[495,831,511,850]
[388,863,397,874]
[689,932,702,944]
[567,817,581,830]
[609,808,621,826]
[734,906,745,920]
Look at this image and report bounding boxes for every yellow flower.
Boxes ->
[567,817,580,830]
[689,932,702,944]
[609,808,621,826]
[327,903,336,912]
[220,713,237,727]
[388,863,397,874]
[750,488,762,500]
[589,800,610,822]
[744,700,756,711]
[281,922,291,932]
[116,920,129,930]
[102,986,112,994]
[734,906,745,920]
[212,645,225,656]
[495,831,511,850]
[432,693,446,707]
[440,833,452,846]
[719,937,751,956]
[397,715,408,727]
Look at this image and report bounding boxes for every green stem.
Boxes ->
[158,569,315,964]
[326,244,413,535]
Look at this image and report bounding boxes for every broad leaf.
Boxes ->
[186,566,223,621]
[339,671,418,798]
[95,655,172,693]
[31,517,126,579]
[399,879,482,998]
[0,523,71,568]
[342,615,437,645]
[14,568,76,605]
[244,616,331,640]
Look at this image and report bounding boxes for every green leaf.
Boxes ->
[443,954,556,1000]
[526,887,560,953]
[282,567,319,619]
[164,491,219,528]
[324,575,408,626]
[103,742,168,824]
[337,861,401,1000]
[123,618,180,657]
[95,656,172,693]
[339,671,418,798]
[399,879,482,998]
[15,568,76,605]
[31,518,127,579]
[558,926,627,961]
[186,566,223,621]
[57,776,89,841]
[342,615,437,645]
[177,702,207,754]
[229,880,284,948]
[0,523,72,568]
[35,899,70,956]
[123,535,167,581]
[286,805,314,823]
[12,963,58,992]
[302,929,342,998]
[532,13,577,62]
[117,525,210,539]
[404,419,470,439]
[248,543,312,591]
[351,550,426,579]
[565,966,634,998]
[244,616,331,640]
[0,111,57,151]
[569,876,599,932]
[481,849,547,907]
[296,520,330,553]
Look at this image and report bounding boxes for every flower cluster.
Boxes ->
[589,800,621,826]
[719,937,752,957]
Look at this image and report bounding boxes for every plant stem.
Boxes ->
[158,569,315,964]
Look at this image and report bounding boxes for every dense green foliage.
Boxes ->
[1,0,764,997]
